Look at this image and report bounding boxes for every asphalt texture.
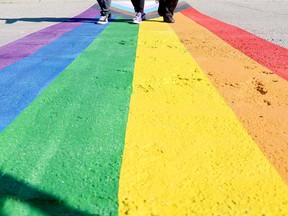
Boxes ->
[1,1,288,215]
[0,1,96,46]
[187,0,288,48]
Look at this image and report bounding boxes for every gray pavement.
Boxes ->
[0,0,288,48]
[0,1,95,46]
[187,0,288,48]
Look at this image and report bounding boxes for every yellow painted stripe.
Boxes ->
[171,12,288,184]
[118,19,288,215]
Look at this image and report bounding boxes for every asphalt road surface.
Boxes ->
[1,1,288,215]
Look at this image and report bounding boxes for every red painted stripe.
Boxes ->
[182,7,288,80]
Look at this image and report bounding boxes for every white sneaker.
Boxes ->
[133,12,146,24]
[97,13,111,25]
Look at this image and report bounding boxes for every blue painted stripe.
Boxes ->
[111,3,135,12]
[145,6,160,13]
[0,20,109,131]
[111,0,184,14]
[111,2,159,13]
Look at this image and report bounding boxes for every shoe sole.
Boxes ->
[132,20,141,24]
[96,13,111,25]
[97,21,108,25]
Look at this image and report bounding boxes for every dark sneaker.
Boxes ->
[133,12,146,24]
[97,13,111,25]
[163,15,175,23]
[141,13,147,21]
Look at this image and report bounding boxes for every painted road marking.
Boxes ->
[172,12,288,186]
[182,7,288,81]
[0,14,106,131]
[111,1,159,14]
[0,7,99,70]
[1,2,288,215]
[118,18,288,215]
[0,18,138,215]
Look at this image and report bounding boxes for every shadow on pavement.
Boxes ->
[0,172,93,216]
[0,17,138,24]
[0,17,99,24]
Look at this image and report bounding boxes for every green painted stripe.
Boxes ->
[0,19,139,216]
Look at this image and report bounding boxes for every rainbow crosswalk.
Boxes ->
[1,2,288,215]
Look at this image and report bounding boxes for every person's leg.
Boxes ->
[131,0,145,12]
[167,0,178,16]
[97,0,112,24]
[131,0,138,12]
[97,0,111,15]
[132,0,146,24]
[158,0,167,16]
[137,0,145,13]
[158,0,178,23]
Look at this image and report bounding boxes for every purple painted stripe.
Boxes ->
[0,6,99,70]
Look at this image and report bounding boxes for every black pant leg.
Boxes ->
[158,0,167,16]
[97,0,111,14]
[131,0,145,13]
[167,0,178,15]
[158,0,178,16]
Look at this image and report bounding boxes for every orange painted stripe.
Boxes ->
[182,7,288,80]
[171,12,288,184]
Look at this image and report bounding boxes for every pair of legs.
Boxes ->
[158,0,179,23]
[97,0,145,24]
[131,0,178,23]
[96,0,178,24]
